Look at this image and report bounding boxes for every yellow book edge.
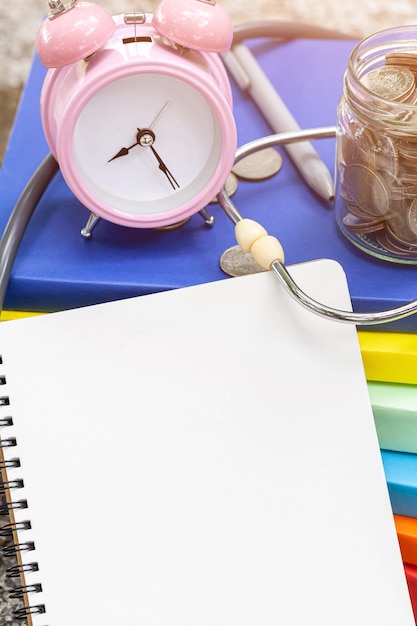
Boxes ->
[358,330,417,385]
[2,315,416,384]
[1,311,44,321]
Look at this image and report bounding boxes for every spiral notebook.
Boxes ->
[0,259,414,626]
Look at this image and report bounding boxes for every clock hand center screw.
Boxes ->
[137,128,155,147]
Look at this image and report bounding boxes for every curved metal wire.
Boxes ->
[216,126,417,325]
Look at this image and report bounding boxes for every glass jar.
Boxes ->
[335,26,417,263]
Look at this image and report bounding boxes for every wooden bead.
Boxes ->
[235,218,268,253]
[250,235,285,269]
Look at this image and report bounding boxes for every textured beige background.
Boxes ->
[2,0,417,87]
[1,0,417,159]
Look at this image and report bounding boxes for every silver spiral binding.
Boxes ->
[9,583,43,599]
[0,520,32,538]
[0,383,46,622]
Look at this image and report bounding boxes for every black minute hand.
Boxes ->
[149,145,180,190]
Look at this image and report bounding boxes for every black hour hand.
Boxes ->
[108,136,140,162]
[108,146,130,162]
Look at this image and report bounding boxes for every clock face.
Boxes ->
[71,72,223,220]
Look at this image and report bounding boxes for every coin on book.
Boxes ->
[210,172,238,203]
[232,148,283,181]
[220,245,267,277]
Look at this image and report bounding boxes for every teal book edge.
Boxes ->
[369,382,417,454]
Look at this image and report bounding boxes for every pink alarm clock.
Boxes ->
[36,0,237,234]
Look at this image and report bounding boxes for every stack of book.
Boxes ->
[360,330,417,617]
[1,34,417,618]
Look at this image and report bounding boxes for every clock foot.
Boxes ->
[81,212,101,238]
[199,208,215,226]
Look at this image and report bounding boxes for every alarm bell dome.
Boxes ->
[36,1,116,68]
[152,0,233,53]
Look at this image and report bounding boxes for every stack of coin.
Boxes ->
[386,50,417,80]
[338,55,417,257]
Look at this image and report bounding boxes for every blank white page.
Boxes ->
[0,259,413,626]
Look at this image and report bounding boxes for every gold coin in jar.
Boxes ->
[360,65,415,102]
[338,119,377,168]
[342,163,391,216]
[385,51,417,74]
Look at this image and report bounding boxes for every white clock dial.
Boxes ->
[72,73,222,217]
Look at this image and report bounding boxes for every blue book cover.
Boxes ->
[2,36,417,330]
[381,450,417,518]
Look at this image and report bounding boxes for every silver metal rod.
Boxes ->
[216,126,336,224]
[234,126,336,163]
[271,260,417,325]
[217,126,417,325]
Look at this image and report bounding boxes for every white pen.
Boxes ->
[222,42,335,202]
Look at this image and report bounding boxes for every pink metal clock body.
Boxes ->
[39,11,237,228]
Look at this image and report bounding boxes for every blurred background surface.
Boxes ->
[1,0,417,161]
[1,1,417,623]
